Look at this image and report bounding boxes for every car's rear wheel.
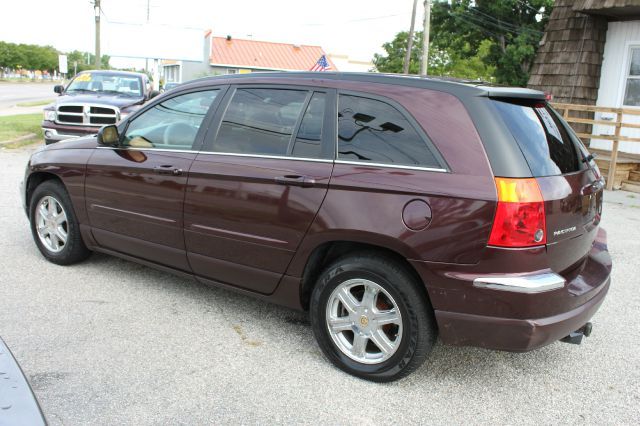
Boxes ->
[29,180,90,265]
[310,253,437,382]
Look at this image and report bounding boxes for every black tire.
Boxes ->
[29,180,91,265]
[310,252,437,382]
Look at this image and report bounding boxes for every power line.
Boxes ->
[448,12,504,40]
[450,9,543,38]
[303,13,409,27]
[467,7,543,34]
[516,0,547,15]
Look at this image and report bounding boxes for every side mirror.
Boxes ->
[148,90,161,100]
[97,125,120,146]
[54,85,64,94]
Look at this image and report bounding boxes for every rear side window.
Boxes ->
[214,88,308,156]
[292,93,325,158]
[492,100,586,176]
[337,95,440,168]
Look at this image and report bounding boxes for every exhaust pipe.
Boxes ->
[560,322,593,345]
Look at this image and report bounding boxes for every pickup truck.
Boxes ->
[42,70,159,144]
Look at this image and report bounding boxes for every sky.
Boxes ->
[0,0,424,68]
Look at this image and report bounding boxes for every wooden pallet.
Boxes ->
[592,150,640,191]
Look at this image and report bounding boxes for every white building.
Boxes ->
[592,19,640,154]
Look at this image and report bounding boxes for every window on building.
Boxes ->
[337,94,440,168]
[624,47,640,107]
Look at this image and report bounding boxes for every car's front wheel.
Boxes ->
[310,253,437,382]
[29,180,90,265]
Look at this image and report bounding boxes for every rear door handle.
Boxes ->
[153,165,183,176]
[274,175,316,188]
[581,179,604,195]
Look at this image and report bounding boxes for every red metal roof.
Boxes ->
[210,37,337,71]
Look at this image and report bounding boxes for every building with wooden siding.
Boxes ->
[528,0,640,155]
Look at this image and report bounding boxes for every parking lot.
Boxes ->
[1,144,639,425]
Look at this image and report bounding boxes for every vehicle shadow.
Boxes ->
[84,252,569,386]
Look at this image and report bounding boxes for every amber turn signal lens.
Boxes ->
[494,177,544,203]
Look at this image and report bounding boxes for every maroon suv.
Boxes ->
[22,73,611,382]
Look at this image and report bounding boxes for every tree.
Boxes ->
[65,50,111,76]
[373,30,496,82]
[0,41,26,70]
[373,0,552,86]
[0,42,110,77]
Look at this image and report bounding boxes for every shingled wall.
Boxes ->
[528,0,609,106]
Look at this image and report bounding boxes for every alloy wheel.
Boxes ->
[325,278,403,364]
[34,195,68,253]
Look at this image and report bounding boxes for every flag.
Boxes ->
[310,54,331,72]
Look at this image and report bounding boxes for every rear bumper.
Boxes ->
[411,227,612,351]
[435,277,609,351]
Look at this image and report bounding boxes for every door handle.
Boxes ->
[274,175,316,188]
[153,165,183,176]
[581,179,604,196]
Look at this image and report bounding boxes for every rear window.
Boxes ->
[492,99,587,176]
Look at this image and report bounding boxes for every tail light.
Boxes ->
[488,178,546,248]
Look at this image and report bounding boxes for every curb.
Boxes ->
[0,133,37,146]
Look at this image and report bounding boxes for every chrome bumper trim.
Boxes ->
[473,272,565,293]
[42,128,86,141]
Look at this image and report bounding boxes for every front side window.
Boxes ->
[123,90,219,150]
[337,94,440,168]
[213,88,308,155]
[624,47,640,107]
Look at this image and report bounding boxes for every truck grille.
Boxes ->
[56,104,120,126]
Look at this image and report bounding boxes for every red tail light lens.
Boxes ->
[488,178,546,247]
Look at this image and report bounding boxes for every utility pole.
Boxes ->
[403,0,419,74]
[420,0,432,76]
[94,0,101,69]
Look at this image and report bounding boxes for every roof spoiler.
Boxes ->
[482,86,547,101]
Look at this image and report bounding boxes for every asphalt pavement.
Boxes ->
[0,82,56,114]
[0,144,639,425]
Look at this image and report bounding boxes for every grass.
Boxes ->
[16,99,53,107]
[0,114,43,147]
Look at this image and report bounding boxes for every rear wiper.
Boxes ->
[582,153,596,163]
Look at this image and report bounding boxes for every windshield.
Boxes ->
[66,73,143,97]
